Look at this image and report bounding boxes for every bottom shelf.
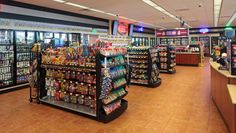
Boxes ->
[160,69,176,74]
[149,78,162,88]
[40,96,97,117]
[100,99,128,123]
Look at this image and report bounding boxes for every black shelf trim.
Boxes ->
[103,92,128,106]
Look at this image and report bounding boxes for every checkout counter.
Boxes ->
[210,60,236,133]
[174,45,201,66]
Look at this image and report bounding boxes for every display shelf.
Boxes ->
[38,46,128,123]
[17,60,31,62]
[17,80,28,84]
[149,78,162,88]
[100,99,128,123]
[17,66,30,69]
[41,64,96,72]
[158,45,176,74]
[103,92,128,106]
[0,43,11,45]
[128,56,148,59]
[130,80,148,85]
[40,96,96,117]
[112,75,126,81]
[100,54,125,58]
[127,47,161,87]
[46,76,96,85]
[102,63,126,69]
[112,84,127,91]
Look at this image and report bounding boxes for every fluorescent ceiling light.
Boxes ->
[65,2,88,9]
[226,11,236,26]
[142,0,191,28]
[53,0,65,3]
[89,8,105,13]
[52,0,163,28]
[142,0,157,7]
[214,0,222,27]
[105,12,116,16]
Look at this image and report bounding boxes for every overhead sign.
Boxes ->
[118,22,128,36]
[156,29,188,37]
[199,28,209,34]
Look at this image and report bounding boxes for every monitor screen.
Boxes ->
[112,20,118,35]
[225,29,235,38]
[129,24,134,36]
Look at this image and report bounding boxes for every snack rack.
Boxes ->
[127,47,161,87]
[158,45,176,74]
[38,47,128,123]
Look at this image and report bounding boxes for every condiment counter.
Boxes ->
[210,59,236,133]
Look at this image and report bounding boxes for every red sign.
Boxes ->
[118,22,128,36]
[156,29,188,37]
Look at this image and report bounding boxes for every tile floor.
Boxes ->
[0,60,229,133]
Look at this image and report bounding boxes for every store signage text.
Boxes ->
[156,29,188,37]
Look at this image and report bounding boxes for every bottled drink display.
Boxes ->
[16,31,34,83]
[0,30,14,88]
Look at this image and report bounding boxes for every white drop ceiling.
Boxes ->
[14,0,236,29]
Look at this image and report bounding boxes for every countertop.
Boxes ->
[209,59,236,78]
[227,84,236,104]
[176,52,200,55]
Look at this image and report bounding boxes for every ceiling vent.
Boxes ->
[175,8,190,12]
[220,15,231,18]
[80,9,90,12]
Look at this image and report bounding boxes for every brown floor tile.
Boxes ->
[0,59,228,133]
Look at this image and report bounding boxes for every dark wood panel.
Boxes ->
[176,54,199,66]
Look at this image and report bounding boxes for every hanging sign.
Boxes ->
[156,29,188,37]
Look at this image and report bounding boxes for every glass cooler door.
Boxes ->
[0,30,14,88]
[16,31,34,84]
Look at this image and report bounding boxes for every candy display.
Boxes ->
[109,66,126,79]
[158,45,176,73]
[100,69,113,99]
[103,100,121,115]
[112,78,126,89]
[101,55,125,68]
[102,88,126,105]
[99,48,128,116]
[127,47,161,87]
[39,41,128,122]
[100,47,127,57]
[42,47,97,67]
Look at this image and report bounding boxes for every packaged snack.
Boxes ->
[55,91,60,101]
[64,92,70,103]
[78,94,84,105]
[59,91,65,100]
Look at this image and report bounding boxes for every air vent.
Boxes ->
[189,19,198,22]
[175,8,190,12]
[220,15,231,18]
[80,9,90,12]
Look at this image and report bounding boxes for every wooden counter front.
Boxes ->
[176,53,199,66]
[210,60,236,133]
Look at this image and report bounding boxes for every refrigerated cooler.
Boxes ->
[0,30,14,88]
[199,36,210,56]
[15,31,34,84]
